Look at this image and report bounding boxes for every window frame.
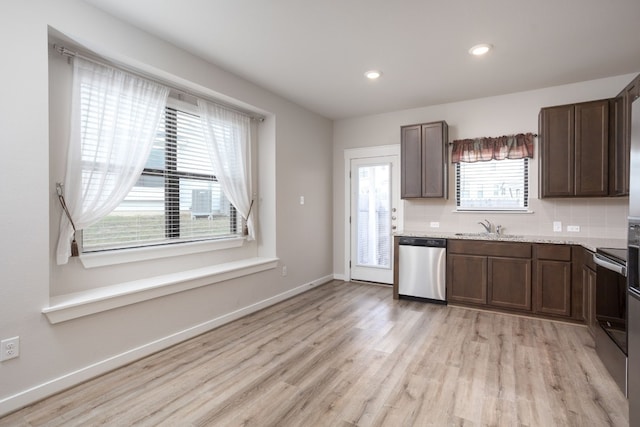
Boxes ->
[455,158,530,212]
[80,100,243,255]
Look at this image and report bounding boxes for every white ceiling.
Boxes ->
[84,0,640,120]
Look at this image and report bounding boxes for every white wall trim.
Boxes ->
[43,257,279,324]
[343,145,402,282]
[1,274,335,417]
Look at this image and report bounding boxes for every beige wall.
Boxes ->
[333,75,636,278]
[0,0,332,415]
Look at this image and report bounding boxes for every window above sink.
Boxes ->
[456,158,529,211]
[451,132,534,212]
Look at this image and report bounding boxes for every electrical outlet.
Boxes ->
[430,222,440,228]
[282,266,288,276]
[553,221,562,232]
[567,225,581,232]
[1,337,20,361]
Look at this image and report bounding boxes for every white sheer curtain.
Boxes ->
[197,100,255,240]
[56,58,169,264]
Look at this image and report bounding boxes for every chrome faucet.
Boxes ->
[478,219,493,233]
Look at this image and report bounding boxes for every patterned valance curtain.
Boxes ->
[451,133,535,163]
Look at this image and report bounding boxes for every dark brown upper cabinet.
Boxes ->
[610,96,627,196]
[400,121,448,199]
[539,99,609,198]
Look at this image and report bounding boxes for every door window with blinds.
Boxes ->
[82,98,240,251]
[456,158,529,210]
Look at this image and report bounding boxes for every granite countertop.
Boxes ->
[395,231,627,252]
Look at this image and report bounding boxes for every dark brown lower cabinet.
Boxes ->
[447,240,531,310]
[533,244,572,318]
[488,257,532,311]
[446,240,586,321]
[446,254,487,304]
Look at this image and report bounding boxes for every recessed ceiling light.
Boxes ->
[468,44,492,56]
[364,70,382,80]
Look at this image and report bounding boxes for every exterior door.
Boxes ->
[350,155,400,284]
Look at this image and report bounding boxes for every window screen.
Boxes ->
[456,158,529,210]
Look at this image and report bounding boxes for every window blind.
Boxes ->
[456,158,529,210]
[82,101,239,251]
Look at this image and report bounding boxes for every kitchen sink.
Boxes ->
[454,232,524,239]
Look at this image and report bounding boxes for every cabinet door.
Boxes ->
[421,122,447,198]
[539,105,575,197]
[575,100,609,196]
[488,257,532,311]
[535,260,572,317]
[610,96,628,196]
[582,265,597,337]
[401,125,422,198]
[447,254,487,305]
[615,74,640,196]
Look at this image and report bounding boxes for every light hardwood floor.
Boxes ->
[0,280,629,426]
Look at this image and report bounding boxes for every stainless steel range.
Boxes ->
[593,247,627,395]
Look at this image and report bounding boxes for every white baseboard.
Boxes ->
[0,274,334,418]
[333,273,347,281]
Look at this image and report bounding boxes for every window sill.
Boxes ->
[42,257,278,324]
[80,237,246,268]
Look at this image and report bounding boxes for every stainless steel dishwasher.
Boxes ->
[398,237,447,303]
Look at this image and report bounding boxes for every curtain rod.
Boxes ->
[448,133,538,145]
[53,44,265,122]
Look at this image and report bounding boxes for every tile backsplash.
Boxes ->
[403,197,629,240]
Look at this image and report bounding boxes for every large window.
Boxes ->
[456,158,529,210]
[82,101,240,251]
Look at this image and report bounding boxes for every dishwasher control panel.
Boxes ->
[398,237,446,248]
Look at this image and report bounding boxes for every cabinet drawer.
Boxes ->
[448,240,531,258]
[534,244,572,261]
